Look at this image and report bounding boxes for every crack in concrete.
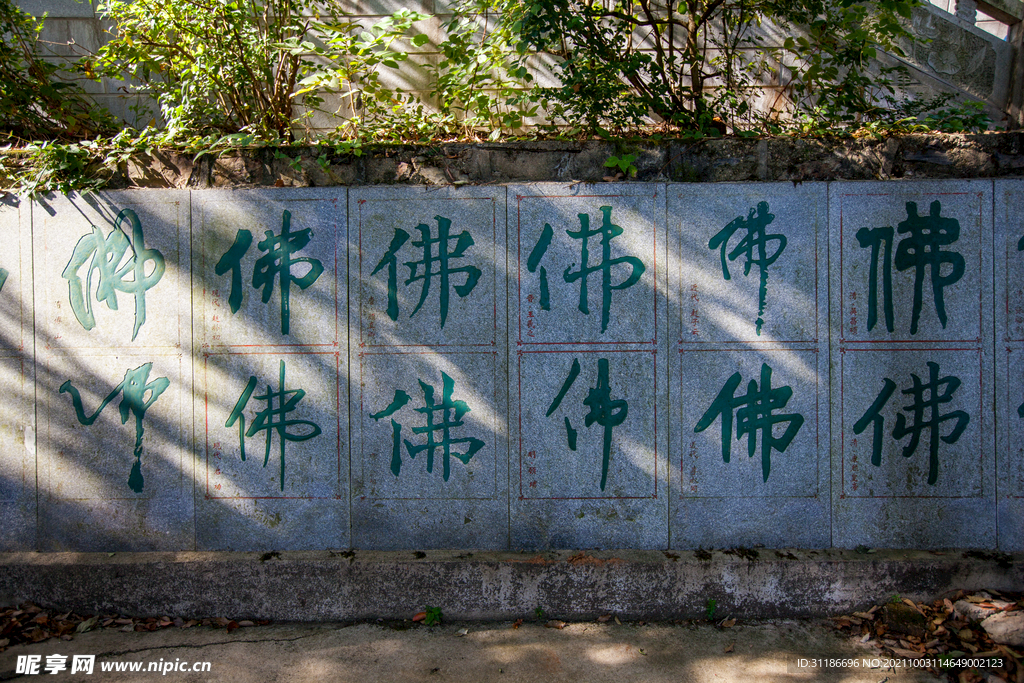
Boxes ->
[88,630,331,657]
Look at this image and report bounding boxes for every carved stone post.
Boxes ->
[1009,20,1024,128]
[955,0,978,23]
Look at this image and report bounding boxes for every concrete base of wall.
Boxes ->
[1,550,1019,621]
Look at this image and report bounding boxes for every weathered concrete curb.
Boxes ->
[79,132,1024,190]
[0,550,1018,621]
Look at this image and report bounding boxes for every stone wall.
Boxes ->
[1,173,1022,552]
[89,133,1024,189]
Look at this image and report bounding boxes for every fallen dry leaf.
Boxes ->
[76,616,98,634]
[903,599,927,616]
[412,612,426,623]
[834,591,1023,682]
[545,620,566,630]
[725,643,734,653]
[721,618,737,628]
[511,619,523,629]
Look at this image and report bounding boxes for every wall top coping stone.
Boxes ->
[75,132,1024,191]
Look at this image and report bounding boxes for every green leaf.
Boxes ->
[423,606,443,626]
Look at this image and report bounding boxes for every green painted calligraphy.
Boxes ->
[226,360,321,491]
[853,378,897,467]
[62,209,165,341]
[371,229,410,322]
[59,362,169,492]
[215,228,253,314]
[856,201,965,335]
[708,202,786,336]
[215,210,323,335]
[855,226,895,333]
[527,223,554,311]
[694,363,803,482]
[0,268,7,292]
[254,212,323,335]
[853,361,969,486]
[371,372,484,481]
[895,201,965,334]
[546,357,628,491]
[371,216,481,329]
[548,206,646,333]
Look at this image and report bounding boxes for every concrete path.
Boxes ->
[0,619,943,682]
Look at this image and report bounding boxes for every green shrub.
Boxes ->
[0,0,115,141]
[92,0,428,141]
[430,0,925,136]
